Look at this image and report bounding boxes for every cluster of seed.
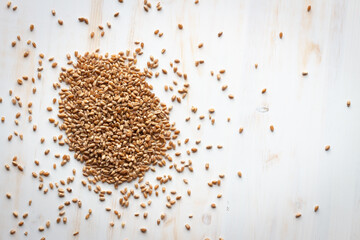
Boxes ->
[57,52,173,187]
[143,0,162,12]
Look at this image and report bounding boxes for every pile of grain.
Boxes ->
[58,52,171,187]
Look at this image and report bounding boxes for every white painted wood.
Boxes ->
[0,0,360,239]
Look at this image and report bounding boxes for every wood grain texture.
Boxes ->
[0,0,360,239]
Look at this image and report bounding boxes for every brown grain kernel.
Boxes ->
[279,32,283,39]
[178,24,183,29]
[237,171,242,178]
[58,19,63,25]
[198,43,203,48]
[347,100,351,107]
[307,5,311,12]
[239,128,244,134]
[211,203,216,208]
[262,88,267,94]
[270,125,274,132]
[218,32,223,37]
[24,51,29,58]
[185,224,191,230]
[30,24,34,31]
[302,72,308,76]
[114,12,119,17]
[325,145,330,151]
[255,63,258,69]
[13,211,18,218]
[73,232,79,236]
[11,41,16,47]
[295,213,301,218]
[205,163,209,170]
[228,94,234,99]
[10,229,16,235]
[140,228,147,233]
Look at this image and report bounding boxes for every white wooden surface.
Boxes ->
[1,0,360,239]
